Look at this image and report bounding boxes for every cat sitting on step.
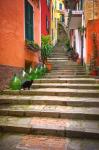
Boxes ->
[21,80,33,90]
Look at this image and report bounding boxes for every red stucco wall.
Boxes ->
[0,0,41,68]
[41,0,51,35]
[86,19,99,66]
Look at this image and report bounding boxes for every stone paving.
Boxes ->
[0,133,99,150]
[0,43,99,149]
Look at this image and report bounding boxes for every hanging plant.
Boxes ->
[25,40,40,52]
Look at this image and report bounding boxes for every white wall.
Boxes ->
[75,29,81,58]
[82,12,87,64]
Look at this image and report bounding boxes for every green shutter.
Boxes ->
[25,0,33,41]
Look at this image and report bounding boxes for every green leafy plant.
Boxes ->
[78,26,86,34]
[41,35,53,63]
[65,38,70,49]
[41,35,51,45]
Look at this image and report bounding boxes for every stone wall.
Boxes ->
[0,65,23,91]
[84,0,99,24]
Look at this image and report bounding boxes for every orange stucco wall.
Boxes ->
[86,19,99,66]
[0,0,41,68]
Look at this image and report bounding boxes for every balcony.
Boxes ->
[68,10,83,29]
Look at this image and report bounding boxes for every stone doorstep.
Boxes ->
[0,116,99,138]
[32,83,99,89]
[0,96,99,107]
[2,88,99,98]
[0,105,99,120]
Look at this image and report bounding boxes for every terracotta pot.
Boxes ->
[77,58,81,64]
[45,62,52,72]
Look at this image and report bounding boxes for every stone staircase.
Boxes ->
[0,44,99,141]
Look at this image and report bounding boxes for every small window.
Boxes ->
[46,16,49,33]
[59,3,62,10]
[46,0,50,7]
[52,29,54,40]
[25,0,34,41]
[52,6,54,20]
[55,18,57,28]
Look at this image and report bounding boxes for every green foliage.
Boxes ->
[41,35,53,61]
[41,35,51,45]
[65,38,70,49]
[78,26,85,34]
[9,74,21,90]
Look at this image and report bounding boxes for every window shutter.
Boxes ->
[25,0,33,41]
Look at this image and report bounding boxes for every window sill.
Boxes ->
[26,45,40,52]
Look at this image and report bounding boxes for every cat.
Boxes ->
[21,80,33,90]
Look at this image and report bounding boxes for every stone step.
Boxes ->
[48,59,68,62]
[44,74,87,77]
[51,54,66,56]
[0,116,99,138]
[51,52,66,54]
[33,78,97,84]
[47,71,86,74]
[2,88,99,98]
[51,66,85,69]
[48,55,68,57]
[45,75,88,78]
[52,67,84,69]
[48,58,69,60]
[52,68,86,72]
[52,69,86,71]
[0,104,99,120]
[52,67,85,70]
[0,95,99,107]
[31,83,99,89]
[0,133,99,150]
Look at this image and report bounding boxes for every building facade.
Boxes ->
[84,0,99,74]
[50,0,58,46]
[0,0,41,90]
[41,0,51,36]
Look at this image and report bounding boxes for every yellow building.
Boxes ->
[56,0,65,22]
[50,0,57,46]
[50,0,65,45]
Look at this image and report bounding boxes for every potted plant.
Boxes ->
[41,35,53,71]
[78,25,86,36]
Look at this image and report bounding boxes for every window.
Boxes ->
[59,3,62,10]
[46,16,49,33]
[55,18,57,28]
[46,0,50,7]
[25,0,34,41]
[61,14,64,22]
[52,6,54,21]
[52,29,54,40]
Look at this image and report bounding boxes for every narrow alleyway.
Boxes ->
[0,43,99,149]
